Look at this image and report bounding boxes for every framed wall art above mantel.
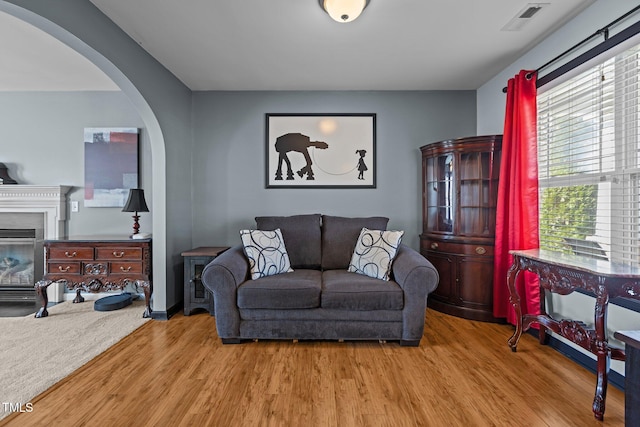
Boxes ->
[83,127,139,207]
[265,114,376,189]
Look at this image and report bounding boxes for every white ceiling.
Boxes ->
[1,0,596,91]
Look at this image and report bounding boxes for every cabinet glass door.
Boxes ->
[191,261,207,299]
[460,151,499,236]
[426,154,454,233]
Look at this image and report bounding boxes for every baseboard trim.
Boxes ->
[149,301,181,321]
[527,329,625,391]
[150,311,169,320]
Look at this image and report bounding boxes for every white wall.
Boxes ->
[477,0,640,375]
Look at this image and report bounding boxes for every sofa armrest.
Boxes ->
[392,244,439,294]
[201,245,248,339]
[392,244,440,343]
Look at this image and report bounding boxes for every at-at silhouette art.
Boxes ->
[274,133,329,180]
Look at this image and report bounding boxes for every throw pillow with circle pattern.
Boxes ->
[240,228,294,280]
[348,227,404,281]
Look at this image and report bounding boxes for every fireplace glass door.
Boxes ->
[0,230,37,301]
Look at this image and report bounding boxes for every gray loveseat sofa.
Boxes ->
[201,214,439,346]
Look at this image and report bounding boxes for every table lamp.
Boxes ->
[122,188,149,236]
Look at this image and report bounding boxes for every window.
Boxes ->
[537,41,640,266]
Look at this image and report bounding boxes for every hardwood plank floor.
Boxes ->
[0,309,625,426]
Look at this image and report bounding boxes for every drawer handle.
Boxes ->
[120,266,132,272]
[430,242,439,250]
[113,251,125,258]
[64,251,77,258]
[58,265,71,272]
[476,247,487,255]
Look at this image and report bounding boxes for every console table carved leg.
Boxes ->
[506,261,523,352]
[72,288,85,304]
[592,286,610,421]
[538,288,548,345]
[138,280,152,318]
[34,280,52,318]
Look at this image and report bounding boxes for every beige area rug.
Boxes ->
[0,299,150,419]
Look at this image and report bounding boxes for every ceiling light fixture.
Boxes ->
[319,0,370,23]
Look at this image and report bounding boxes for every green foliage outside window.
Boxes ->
[539,185,598,253]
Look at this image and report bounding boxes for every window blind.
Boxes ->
[537,42,640,266]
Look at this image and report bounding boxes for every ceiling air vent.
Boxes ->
[520,6,543,18]
[502,3,550,31]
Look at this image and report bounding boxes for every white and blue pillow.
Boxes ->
[240,228,293,280]
[348,228,404,281]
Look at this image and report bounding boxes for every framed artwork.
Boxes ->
[265,114,376,188]
[84,127,139,207]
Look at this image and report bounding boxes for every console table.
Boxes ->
[34,236,152,318]
[506,249,640,421]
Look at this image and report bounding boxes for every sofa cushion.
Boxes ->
[240,229,293,280]
[321,215,389,270]
[256,214,322,269]
[321,270,403,311]
[237,269,322,309]
[348,228,404,281]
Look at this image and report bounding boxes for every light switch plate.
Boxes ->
[71,201,79,212]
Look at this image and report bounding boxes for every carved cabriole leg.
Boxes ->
[73,288,85,304]
[34,280,52,318]
[538,285,548,345]
[506,258,524,352]
[138,280,152,318]
[592,282,610,421]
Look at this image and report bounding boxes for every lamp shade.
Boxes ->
[321,0,369,23]
[122,189,149,213]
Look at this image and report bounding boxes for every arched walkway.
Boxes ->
[0,1,170,313]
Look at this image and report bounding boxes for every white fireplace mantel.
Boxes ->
[0,185,72,239]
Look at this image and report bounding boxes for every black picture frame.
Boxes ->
[265,113,376,188]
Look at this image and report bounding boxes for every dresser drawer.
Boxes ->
[421,239,494,256]
[49,247,94,261]
[47,262,81,274]
[110,262,143,274]
[96,247,143,260]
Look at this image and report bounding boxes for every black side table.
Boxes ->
[614,330,640,426]
[181,246,229,316]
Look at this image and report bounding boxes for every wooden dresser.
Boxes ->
[34,236,152,318]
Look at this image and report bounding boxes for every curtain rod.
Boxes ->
[501,4,640,93]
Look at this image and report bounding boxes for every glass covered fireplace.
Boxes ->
[0,186,70,304]
[0,214,45,302]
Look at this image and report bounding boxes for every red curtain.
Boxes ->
[493,70,540,325]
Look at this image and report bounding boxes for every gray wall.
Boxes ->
[192,91,477,250]
[477,0,640,375]
[0,91,152,236]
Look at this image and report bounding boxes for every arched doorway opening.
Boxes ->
[0,1,169,314]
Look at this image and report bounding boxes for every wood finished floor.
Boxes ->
[0,309,625,426]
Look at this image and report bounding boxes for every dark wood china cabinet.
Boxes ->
[420,135,503,322]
